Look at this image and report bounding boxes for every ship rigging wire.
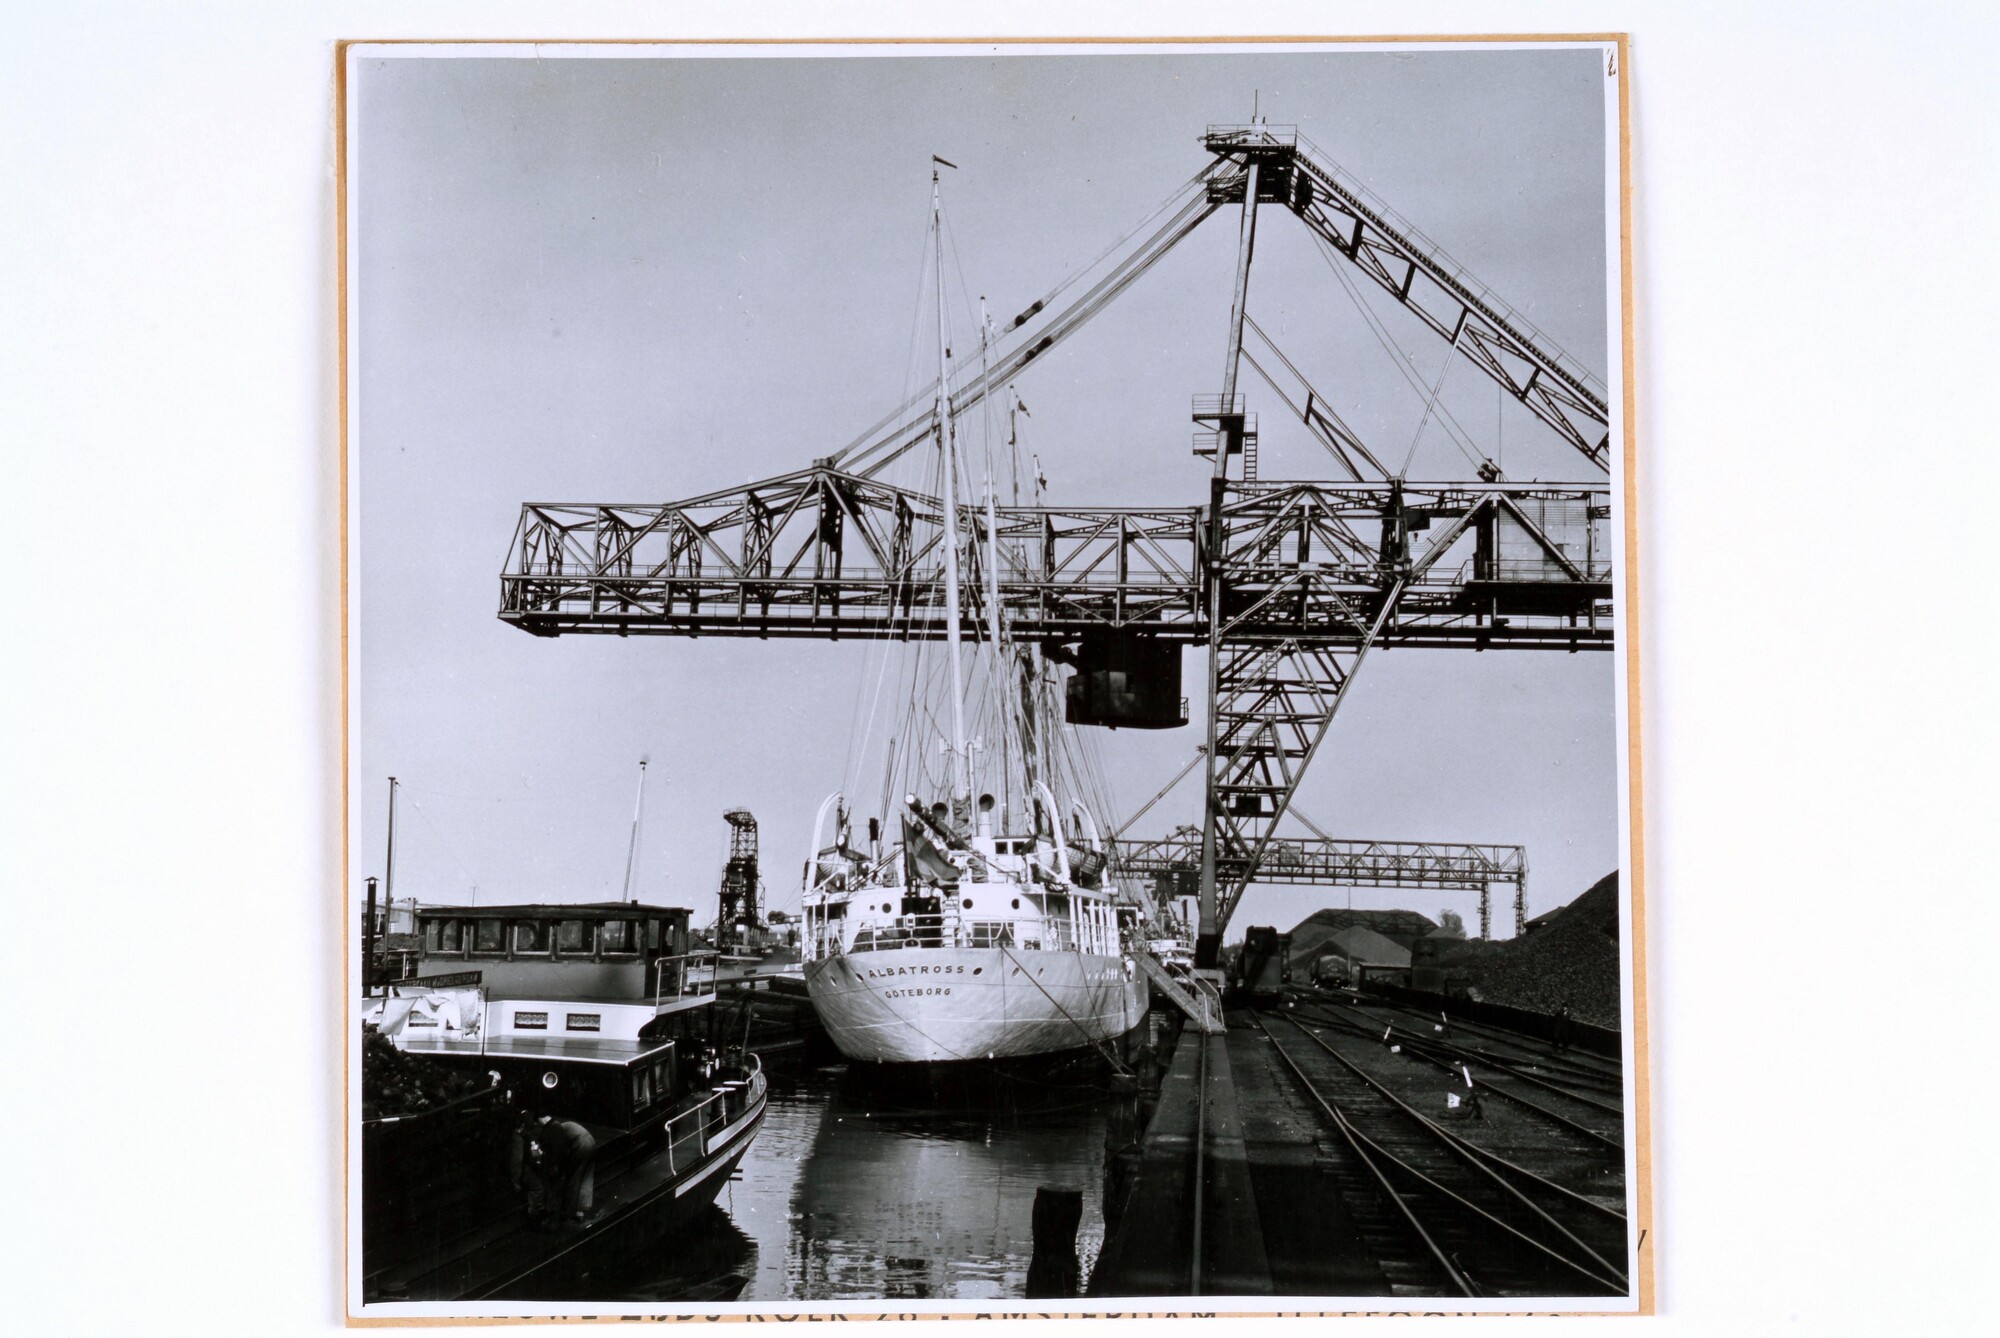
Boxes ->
[836,186,1129,843]
[1305,225,1495,476]
[838,188,1225,479]
[818,165,1217,474]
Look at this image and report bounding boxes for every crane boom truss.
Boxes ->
[500,471,1611,649]
[1203,125,1612,471]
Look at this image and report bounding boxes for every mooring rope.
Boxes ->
[999,944,1133,1076]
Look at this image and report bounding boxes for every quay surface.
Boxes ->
[1089,989,1631,1299]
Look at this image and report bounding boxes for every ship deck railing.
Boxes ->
[661,1053,764,1174]
[653,949,724,1010]
[803,910,1122,961]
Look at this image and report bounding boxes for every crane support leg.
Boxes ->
[1198,561,1410,959]
[1196,151,1263,970]
[1219,158,1263,409]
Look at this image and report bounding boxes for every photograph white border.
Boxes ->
[339,35,1645,1322]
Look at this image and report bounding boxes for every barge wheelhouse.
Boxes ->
[359,901,767,1303]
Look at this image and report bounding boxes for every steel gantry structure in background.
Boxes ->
[1114,832,1529,941]
[497,122,1615,965]
[715,808,761,952]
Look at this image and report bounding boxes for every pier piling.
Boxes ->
[1026,1187,1084,1298]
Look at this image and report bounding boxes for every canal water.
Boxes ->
[599,1060,1116,1302]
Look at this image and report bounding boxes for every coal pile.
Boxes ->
[1450,872,1622,1027]
[361,1023,484,1121]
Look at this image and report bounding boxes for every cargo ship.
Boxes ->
[801,797,1150,1066]
[797,163,1150,1069]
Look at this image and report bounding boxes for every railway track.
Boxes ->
[1252,1010,1631,1298]
[1313,992,1627,1109]
[1286,998,1627,1156]
[1327,991,1625,1088]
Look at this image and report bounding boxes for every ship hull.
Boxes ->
[365,1069,768,1303]
[805,945,1150,1064]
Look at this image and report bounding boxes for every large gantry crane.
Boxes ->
[498,123,1614,967]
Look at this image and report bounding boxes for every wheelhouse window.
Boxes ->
[423,921,441,952]
[599,919,635,955]
[630,1067,653,1110]
[514,920,550,954]
[472,919,505,953]
[440,919,464,952]
[556,920,592,955]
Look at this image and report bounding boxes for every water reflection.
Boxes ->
[784,1070,1109,1300]
[582,1206,755,1302]
[600,1060,1112,1302]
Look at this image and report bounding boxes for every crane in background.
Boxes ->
[715,808,762,953]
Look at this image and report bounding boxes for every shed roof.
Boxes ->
[1322,925,1412,968]
[414,902,692,921]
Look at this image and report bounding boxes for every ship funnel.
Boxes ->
[976,793,997,837]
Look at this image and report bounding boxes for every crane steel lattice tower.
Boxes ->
[716,808,761,951]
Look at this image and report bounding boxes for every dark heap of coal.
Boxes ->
[1282,871,1624,1029]
[361,1023,484,1121]
[1440,871,1622,1027]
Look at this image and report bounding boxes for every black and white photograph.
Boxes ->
[342,39,1642,1318]
[20,5,2000,1336]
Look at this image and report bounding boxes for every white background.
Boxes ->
[4,3,1993,1336]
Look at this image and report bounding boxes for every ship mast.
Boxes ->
[932,157,973,814]
[1016,406,1045,829]
[621,756,649,903]
[383,775,399,907]
[977,298,1013,828]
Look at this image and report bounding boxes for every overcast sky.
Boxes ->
[352,45,1618,938]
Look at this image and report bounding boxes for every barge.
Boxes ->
[358,901,767,1302]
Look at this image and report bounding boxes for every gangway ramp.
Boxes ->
[1135,948,1224,1034]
